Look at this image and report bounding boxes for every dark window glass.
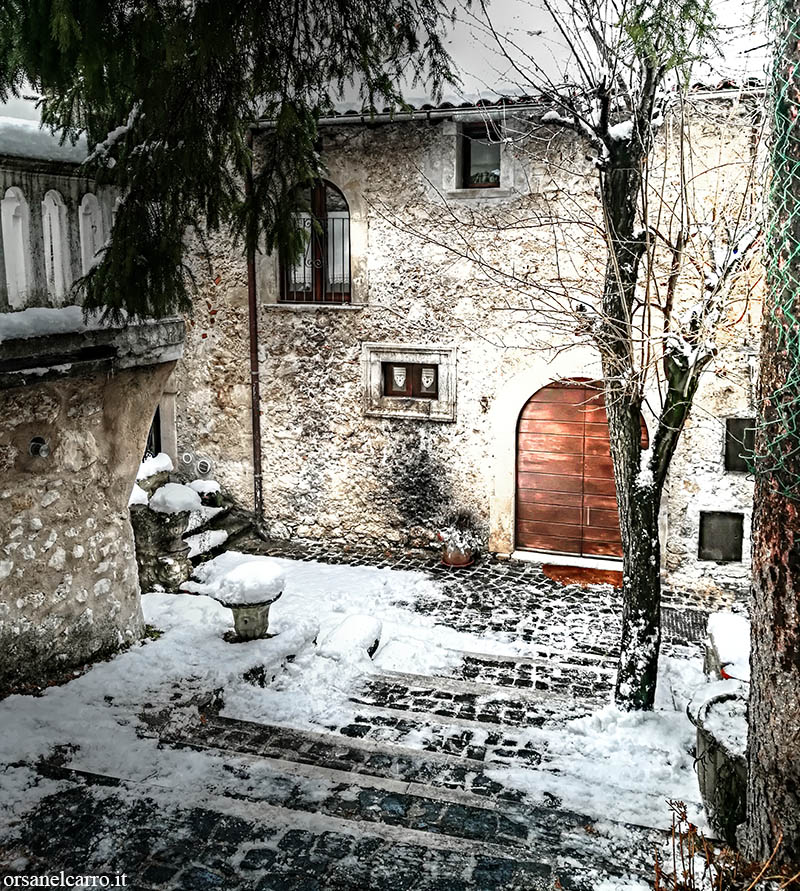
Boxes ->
[382,363,438,399]
[725,418,755,472]
[462,123,501,188]
[280,181,351,304]
[144,405,162,460]
[698,511,744,562]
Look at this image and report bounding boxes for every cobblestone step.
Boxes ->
[161,712,527,802]
[19,778,561,891]
[351,671,601,729]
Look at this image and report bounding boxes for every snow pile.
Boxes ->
[703,695,748,757]
[136,452,173,481]
[188,479,221,495]
[213,560,285,606]
[0,116,88,163]
[0,306,109,345]
[707,612,750,681]
[128,483,149,507]
[185,529,228,559]
[148,483,202,515]
[319,615,382,661]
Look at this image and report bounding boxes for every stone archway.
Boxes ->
[488,355,605,556]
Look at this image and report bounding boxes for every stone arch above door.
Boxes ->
[488,357,605,555]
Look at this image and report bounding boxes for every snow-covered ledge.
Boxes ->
[0,305,184,388]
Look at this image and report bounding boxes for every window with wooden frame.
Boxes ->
[461,122,501,188]
[724,417,755,473]
[280,180,351,304]
[382,362,439,399]
[698,511,744,562]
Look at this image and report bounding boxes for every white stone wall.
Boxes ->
[175,96,761,602]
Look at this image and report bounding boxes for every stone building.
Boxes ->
[170,90,761,606]
[0,119,183,690]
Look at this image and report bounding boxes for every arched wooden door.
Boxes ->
[515,381,645,558]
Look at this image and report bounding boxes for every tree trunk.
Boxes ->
[597,142,664,710]
[614,483,662,707]
[744,0,800,864]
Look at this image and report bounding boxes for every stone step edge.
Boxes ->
[162,733,515,814]
[444,647,617,672]
[36,761,550,861]
[344,700,592,736]
[169,711,491,770]
[371,668,609,705]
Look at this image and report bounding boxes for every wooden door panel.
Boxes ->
[518,433,586,455]
[517,489,584,507]
[517,472,583,493]
[518,452,584,475]
[583,494,618,511]
[516,503,582,525]
[516,530,584,554]
[583,476,617,496]
[584,507,620,529]
[518,420,585,437]
[583,456,614,478]
[584,422,611,440]
[521,403,595,422]
[583,539,624,557]
[517,383,634,559]
[529,387,591,404]
[584,437,613,457]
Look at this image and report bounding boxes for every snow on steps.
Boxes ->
[28,768,559,891]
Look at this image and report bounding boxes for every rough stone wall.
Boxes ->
[0,361,175,691]
[175,97,761,601]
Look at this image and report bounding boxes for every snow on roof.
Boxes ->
[0,305,106,345]
[0,116,87,164]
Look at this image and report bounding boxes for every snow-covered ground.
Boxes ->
[0,551,713,848]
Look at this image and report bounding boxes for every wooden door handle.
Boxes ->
[585,506,591,526]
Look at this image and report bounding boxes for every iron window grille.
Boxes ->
[280,180,351,304]
[144,406,162,460]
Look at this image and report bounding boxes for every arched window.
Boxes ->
[280,180,351,304]
[79,193,104,274]
[0,187,31,308]
[41,190,71,302]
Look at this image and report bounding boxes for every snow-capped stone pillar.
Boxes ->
[0,311,184,692]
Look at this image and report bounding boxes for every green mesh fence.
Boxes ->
[753,0,800,498]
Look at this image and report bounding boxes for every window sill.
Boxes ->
[264,303,365,311]
[446,188,513,200]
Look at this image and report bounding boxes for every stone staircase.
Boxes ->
[17,650,663,890]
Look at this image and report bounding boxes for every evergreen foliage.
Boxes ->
[0,0,456,320]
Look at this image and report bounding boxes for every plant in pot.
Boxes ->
[438,509,482,567]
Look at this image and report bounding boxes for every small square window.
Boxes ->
[382,362,438,399]
[725,418,755,472]
[699,511,744,562]
[461,123,501,188]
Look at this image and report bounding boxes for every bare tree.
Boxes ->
[374,0,763,709]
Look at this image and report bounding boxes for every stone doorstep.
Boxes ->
[37,761,537,855]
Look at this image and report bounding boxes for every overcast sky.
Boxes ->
[1,0,767,123]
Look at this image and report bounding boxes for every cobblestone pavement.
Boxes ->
[1,540,707,889]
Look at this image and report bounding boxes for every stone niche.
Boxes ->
[0,316,184,692]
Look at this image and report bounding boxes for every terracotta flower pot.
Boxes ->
[442,543,474,567]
